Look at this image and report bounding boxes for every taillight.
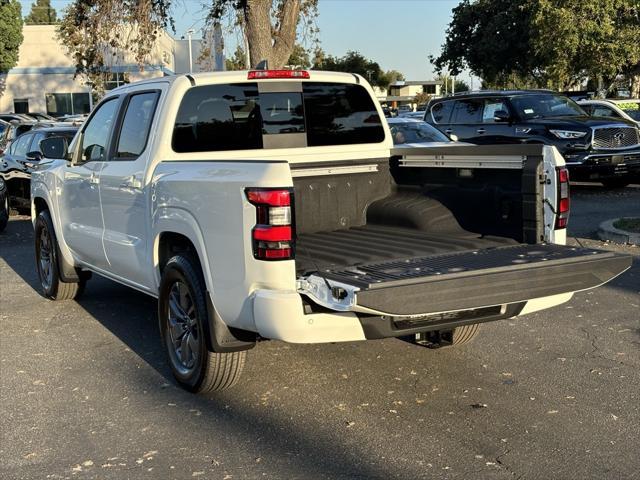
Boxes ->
[247,70,310,80]
[556,167,570,229]
[246,188,295,260]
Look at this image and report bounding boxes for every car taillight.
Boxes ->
[556,167,570,229]
[246,188,295,260]
[247,70,310,80]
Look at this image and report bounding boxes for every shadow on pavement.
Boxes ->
[1,217,394,479]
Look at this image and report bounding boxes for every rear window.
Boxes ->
[172,81,384,152]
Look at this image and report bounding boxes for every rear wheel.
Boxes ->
[159,255,246,393]
[601,179,629,189]
[34,210,84,300]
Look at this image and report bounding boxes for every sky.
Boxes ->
[18,0,474,85]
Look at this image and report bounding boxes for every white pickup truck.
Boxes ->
[32,70,631,393]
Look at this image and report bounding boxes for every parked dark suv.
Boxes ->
[425,91,640,187]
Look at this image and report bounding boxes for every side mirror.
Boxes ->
[40,136,69,160]
[26,151,43,162]
[493,110,511,122]
[449,134,459,142]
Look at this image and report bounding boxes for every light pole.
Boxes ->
[186,29,195,73]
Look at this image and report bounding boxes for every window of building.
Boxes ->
[13,99,29,114]
[422,85,436,94]
[46,93,91,117]
[115,92,160,159]
[104,72,130,91]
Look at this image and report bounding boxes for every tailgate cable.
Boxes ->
[299,244,348,300]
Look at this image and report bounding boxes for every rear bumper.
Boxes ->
[253,244,631,344]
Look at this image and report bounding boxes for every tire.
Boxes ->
[0,182,8,233]
[450,323,480,345]
[601,179,629,189]
[34,210,84,300]
[159,255,246,393]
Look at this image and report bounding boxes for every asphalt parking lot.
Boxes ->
[1,184,639,480]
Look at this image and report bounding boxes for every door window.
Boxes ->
[450,99,483,124]
[114,92,160,159]
[80,98,119,162]
[11,134,33,158]
[430,101,454,124]
[591,106,618,118]
[482,100,509,123]
[30,132,46,153]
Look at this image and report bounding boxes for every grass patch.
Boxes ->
[613,218,640,233]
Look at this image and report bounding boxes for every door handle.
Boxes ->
[89,173,99,185]
[445,129,453,134]
[476,128,486,134]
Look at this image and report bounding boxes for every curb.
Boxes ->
[597,218,640,246]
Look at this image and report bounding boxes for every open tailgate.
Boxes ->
[300,244,631,316]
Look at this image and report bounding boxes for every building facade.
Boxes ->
[0,25,209,116]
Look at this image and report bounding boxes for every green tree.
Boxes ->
[430,0,537,86]
[286,43,310,68]
[379,69,404,87]
[225,45,247,70]
[529,0,640,93]
[431,0,640,93]
[25,0,57,24]
[0,0,24,73]
[316,50,392,88]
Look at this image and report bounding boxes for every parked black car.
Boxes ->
[0,126,78,231]
[425,91,640,187]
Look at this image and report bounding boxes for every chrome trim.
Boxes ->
[590,124,640,151]
[291,164,379,178]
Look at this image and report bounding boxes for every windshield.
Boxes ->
[390,121,450,145]
[510,94,587,120]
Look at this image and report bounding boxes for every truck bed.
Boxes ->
[296,225,518,273]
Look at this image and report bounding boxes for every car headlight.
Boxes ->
[550,129,588,139]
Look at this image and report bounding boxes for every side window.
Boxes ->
[482,99,509,123]
[430,101,454,124]
[450,99,483,124]
[115,91,160,159]
[12,134,33,158]
[80,98,119,162]
[30,132,47,153]
[592,106,618,118]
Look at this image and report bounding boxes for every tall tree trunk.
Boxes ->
[244,0,300,69]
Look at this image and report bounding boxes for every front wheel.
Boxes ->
[158,255,246,393]
[34,210,84,300]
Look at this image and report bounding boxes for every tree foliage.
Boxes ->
[205,0,319,69]
[58,0,173,94]
[315,50,402,89]
[432,0,640,93]
[25,0,58,24]
[286,43,310,68]
[0,0,24,73]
